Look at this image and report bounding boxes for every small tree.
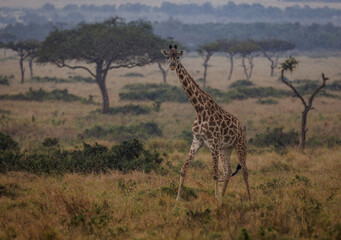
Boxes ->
[197,41,220,89]
[0,33,17,56]
[232,40,260,81]
[7,40,39,83]
[280,56,329,150]
[257,39,295,77]
[37,18,164,113]
[218,39,239,80]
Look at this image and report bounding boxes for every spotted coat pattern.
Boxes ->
[161,46,250,200]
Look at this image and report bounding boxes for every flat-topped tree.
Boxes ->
[218,39,239,81]
[197,41,220,89]
[7,39,40,83]
[231,40,260,81]
[37,18,163,114]
[280,56,329,150]
[257,39,295,77]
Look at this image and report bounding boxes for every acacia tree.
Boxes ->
[0,33,16,56]
[280,56,329,150]
[37,18,164,113]
[197,41,220,89]
[232,40,260,81]
[218,39,239,80]
[257,39,295,77]
[7,40,40,83]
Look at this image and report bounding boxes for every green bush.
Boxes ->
[227,86,291,100]
[0,87,95,104]
[293,79,338,97]
[161,182,198,201]
[0,75,13,85]
[0,138,163,174]
[326,80,341,91]
[256,98,278,105]
[307,134,341,148]
[42,137,59,147]
[0,132,18,152]
[119,83,188,103]
[92,104,151,115]
[121,72,144,78]
[229,80,254,88]
[84,122,162,141]
[249,127,299,149]
[30,75,95,84]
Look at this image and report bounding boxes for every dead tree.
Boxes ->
[280,56,329,150]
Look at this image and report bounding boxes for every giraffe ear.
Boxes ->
[160,49,168,57]
[178,50,186,57]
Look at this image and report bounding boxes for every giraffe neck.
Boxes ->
[175,61,217,115]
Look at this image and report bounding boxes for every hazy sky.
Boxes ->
[0,0,340,9]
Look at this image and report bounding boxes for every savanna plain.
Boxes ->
[0,51,341,240]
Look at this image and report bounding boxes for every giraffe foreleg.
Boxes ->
[176,138,203,201]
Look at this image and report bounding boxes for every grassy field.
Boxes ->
[0,51,341,239]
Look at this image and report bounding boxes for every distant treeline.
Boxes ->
[1,21,341,51]
[154,20,341,50]
[0,1,340,27]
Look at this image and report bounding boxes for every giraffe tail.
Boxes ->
[232,164,241,176]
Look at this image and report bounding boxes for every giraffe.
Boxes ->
[161,45,251,200]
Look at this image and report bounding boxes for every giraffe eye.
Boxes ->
[177,56,180,59]
[167,57,169,59]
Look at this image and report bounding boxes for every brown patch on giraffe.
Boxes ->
[192,97,198,104]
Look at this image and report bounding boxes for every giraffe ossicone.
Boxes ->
[161,45,251,200]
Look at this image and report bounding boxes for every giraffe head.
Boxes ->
[161,44,185,71]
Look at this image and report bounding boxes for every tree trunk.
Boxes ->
[242,57,249,81]
[203,63,208,89]
[300,108,309,150]
[97,79,110,114]
[227,55,234,80]
[270,59,275,77]
[158,62,168,84]
[29,57,34,78]
[247,56,254,80]
[19,55,25,84]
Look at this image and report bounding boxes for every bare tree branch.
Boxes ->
[307,73,329,110]
[55,61,96,78]
[280,69,307,108]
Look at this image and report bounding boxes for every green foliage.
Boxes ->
[307,134,341,148]
[229,80,254,88]
[30,75,95,84]
[249,127,299,149]
[121,72,144,78]
[227,86,290,100]
[0,138,163,174]
[92,104,151,115]
[119,83,188,103]
[326,80,341,91]
[84,122,162,141]
[186,208,211,224]
[280,56,299,72]
[161,182,198,201]
[256,98,278,104]
[0,87,95,104]
[42,137,59,147]
[0,132,19,152]
[0,75,13,85]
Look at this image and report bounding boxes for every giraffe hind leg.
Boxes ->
[236,134,251,200]
[220,148,233,197]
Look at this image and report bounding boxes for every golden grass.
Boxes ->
[0,147,340,239]
[0,52,341,239]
